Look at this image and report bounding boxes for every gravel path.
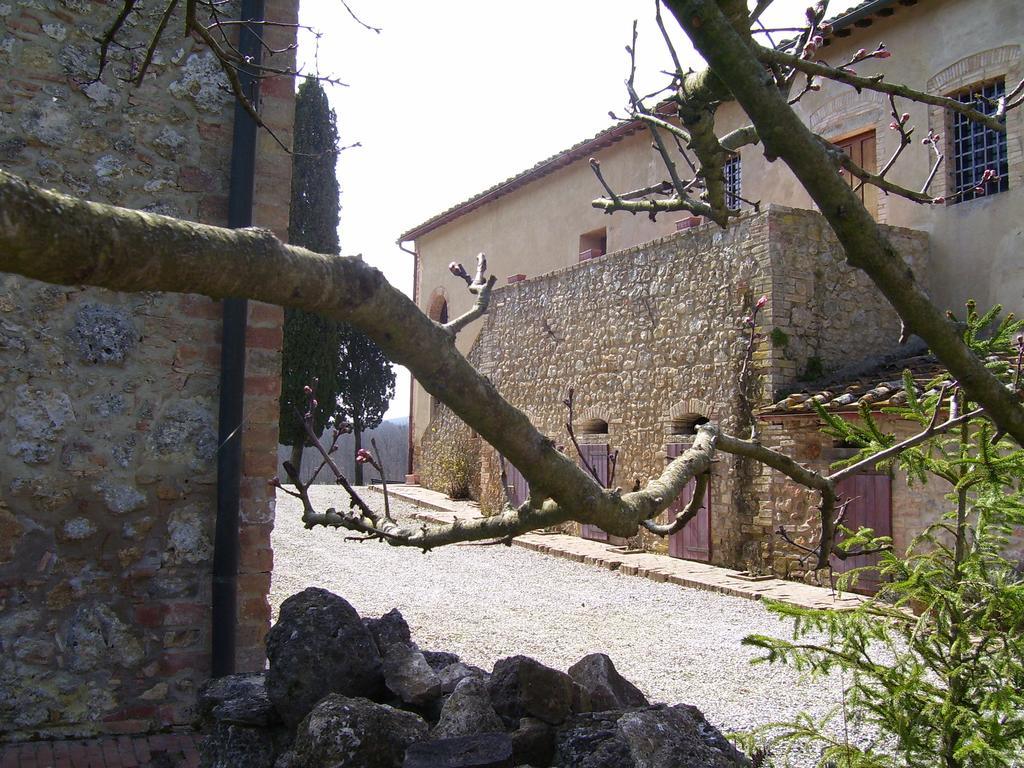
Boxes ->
[271,487,866,765]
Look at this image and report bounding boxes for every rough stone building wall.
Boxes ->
[417,207,927,569]
[756,415,956,583]
[0,0,295,740]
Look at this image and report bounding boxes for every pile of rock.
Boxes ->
[199,587,749,768]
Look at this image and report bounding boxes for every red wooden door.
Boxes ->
[832,472,892,594]
[579,443,610,542]
[503,460,529,508]
[666,443,711,562]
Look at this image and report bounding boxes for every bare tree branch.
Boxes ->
[444,253,497,336]
[756,46,1008,134]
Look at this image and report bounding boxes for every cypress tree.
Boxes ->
[336,324,396,485]
[279,79,342,475]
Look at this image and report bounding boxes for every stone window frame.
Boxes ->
[807,89,890,223]
[926,45,1023,204]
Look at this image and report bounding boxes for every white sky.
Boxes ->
[295,0,811,418]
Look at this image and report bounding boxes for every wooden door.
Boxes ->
[666,443,711,562]
[831,472,892,594]
[503,460,529,508]
[835,129,878,217]
[579,443,610,542]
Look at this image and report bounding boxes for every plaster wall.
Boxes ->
[410,0,1022,446]
[0,0,295,740]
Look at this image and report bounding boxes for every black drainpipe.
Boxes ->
[212,0,266,678]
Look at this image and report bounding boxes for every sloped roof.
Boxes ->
[398,0,906,243]
[762,354,947,415]
[397,121,644,243]
[761,348,1014,416]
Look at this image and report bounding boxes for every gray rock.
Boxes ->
[94,481,147,515]
[554,705,750,768]
[265,588,384,727]
[383,643,442,706]
[423,650,461,670]
[164,504,213,564]
[197,672,279,728]
[273,751,298,768]
[364,608,412,653]
[437,661,488,694]
[65,603,143,673]
[570,681,593,715]
[403,733,513,768]
[68,302,136,364]
[567,653,648,712]
[147,398,217,469]
[293,694,428,768]
[433,676,504,739]
[169,52,232,113]
[510,718,556,768]
[488,656,574,728]
[200,722,275,768]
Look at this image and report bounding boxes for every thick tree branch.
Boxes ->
[641,472,709,535]
[0,169,723,543]
[664,0,1024,450]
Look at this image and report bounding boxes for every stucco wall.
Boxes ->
[410,0,1023,446]
[0,0,295,740]
[417,207,927,568]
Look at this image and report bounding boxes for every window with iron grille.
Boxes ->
[724,153,742,208]
[951,79,1008,202]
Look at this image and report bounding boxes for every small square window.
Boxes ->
[724,154,742,209]
[950,79,1009,203]
[579,227,607,262]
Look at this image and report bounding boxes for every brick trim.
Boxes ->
[927,45,1024,202]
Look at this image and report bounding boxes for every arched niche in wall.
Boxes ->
[426,289,449,325]
[573,406,612,442]
[662,397,716,438]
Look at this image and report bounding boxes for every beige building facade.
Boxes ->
[402,0,1022,578]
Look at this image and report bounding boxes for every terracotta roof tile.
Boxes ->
[761,350,1015,416]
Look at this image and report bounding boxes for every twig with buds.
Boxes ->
[444,253,498,336]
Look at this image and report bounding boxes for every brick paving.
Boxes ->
[0,733,201,768]
[369,484,866,611]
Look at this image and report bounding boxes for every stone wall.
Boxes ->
[757,415,956,584]
[417,207,927,570]
[0,0,295,740]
